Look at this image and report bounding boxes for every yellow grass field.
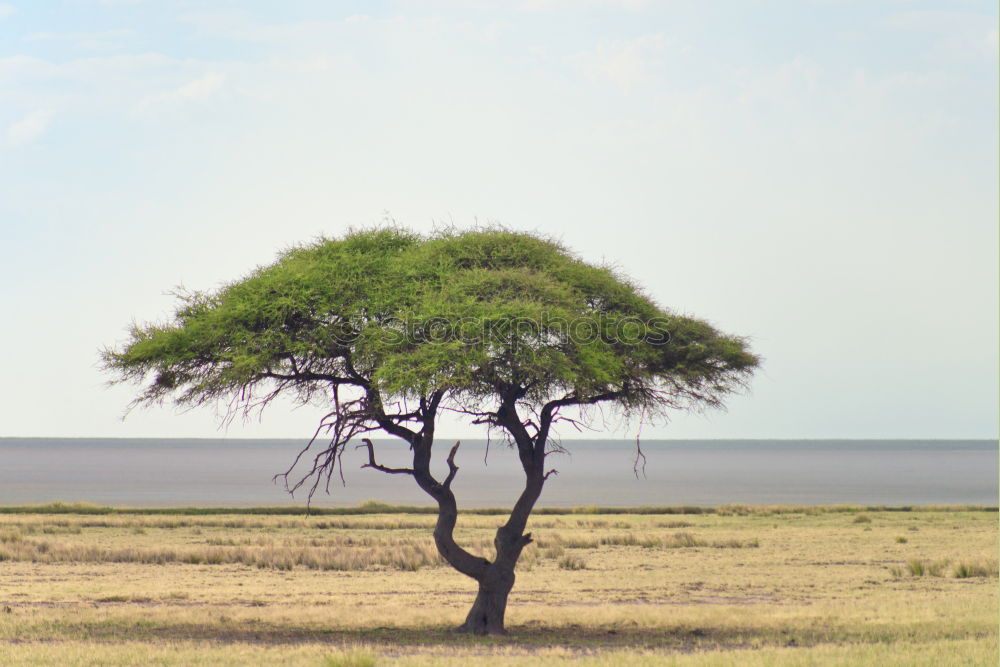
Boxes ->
[0,504,996,665]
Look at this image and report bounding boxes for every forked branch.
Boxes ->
[443,440,462,489]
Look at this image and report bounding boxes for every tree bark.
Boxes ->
[458,563,516,635]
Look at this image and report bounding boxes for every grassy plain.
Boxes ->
[0,504,996,665]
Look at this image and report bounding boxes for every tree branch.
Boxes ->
[262,370,359,385]
[364,386,420,443]
[443,440,461,489]
[537,390,625,449]
[357,438,414,475]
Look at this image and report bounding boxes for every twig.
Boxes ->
[633,406,648,479]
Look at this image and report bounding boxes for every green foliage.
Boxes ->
[859,555,998,580]
[952,560,999,578]
[558,554,587,570]
[323,649,378,667]
[906,558,950,577]
[103,227,757,423]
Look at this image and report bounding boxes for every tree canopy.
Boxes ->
[103,227,759,634]
[106,227,755,423]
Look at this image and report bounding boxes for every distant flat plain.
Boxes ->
[0,438,995,508]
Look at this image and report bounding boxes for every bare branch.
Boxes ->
[442,404,497,425]
[633,407,648,479]
[272,408,338,491]
[443,440,462,489]
[537,390,625,451]
[357,438,414,475]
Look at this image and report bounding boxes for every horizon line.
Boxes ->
[2,436,997,442]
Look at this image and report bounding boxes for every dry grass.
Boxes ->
[0,529,442,571]
[0,517,760,571]
[0,506,996,665]
[888,557,999,579]
[953,560,1000,579]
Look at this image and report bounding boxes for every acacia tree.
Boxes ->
[102,228,758,635]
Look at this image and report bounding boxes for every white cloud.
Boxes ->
[6,110,54,146]
[137,72,225,111]
[0,53,201,117]
[516,0,647,10]
[173,72,225,100]
[0,52,178,85]
[570,33,666,89]
[0,55,41,83]
[179,10,504,48]
[23,29,134,52]
[887,10,998,62]
[0,3,15,20]
[416,0,647,11]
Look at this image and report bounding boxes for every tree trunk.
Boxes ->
[453,522,531,635]
[457,565,516,635]
[404,417,545,637]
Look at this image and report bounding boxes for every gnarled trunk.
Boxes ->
[401,399,548,637]
[455,523,532,635]
[457,564,516,635]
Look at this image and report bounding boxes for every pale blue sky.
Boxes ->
[1,1,997,439]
